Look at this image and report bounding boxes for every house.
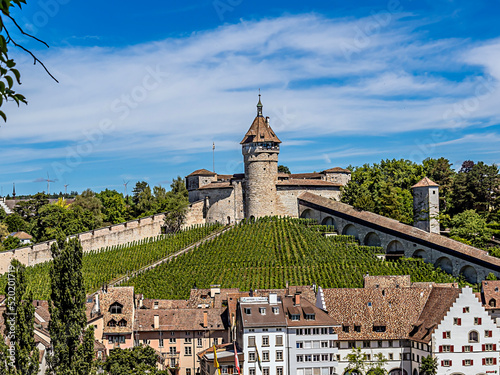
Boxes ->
[8,231,33,245]
[198,343,244,375]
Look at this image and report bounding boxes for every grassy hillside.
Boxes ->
[122,217,457,299]
[0,224,222,299]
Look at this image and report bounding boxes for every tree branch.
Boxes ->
[3,12,49,48]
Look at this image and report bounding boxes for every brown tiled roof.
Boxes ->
[481,280,500,310]
[140,298,190,310]
[198,181,233,190]
[217,174,233,181]
[322,167,351,173]
[412,177,439,188]
[410,286,461,343]
[277,179,341,187]
[240,115,281,144]
[323,286,432,340]
[99,286,135,334]
[239,301,287,328]
[10,231,33,240]
[136,307,225,332]
[298,192,500,270]
[282,296,335,327]
[364,275,411,289]
[289,173,322,180]
[187,169,216,177]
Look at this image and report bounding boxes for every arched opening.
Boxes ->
[343,371,362,375]
[389,369,408,375]
[412,370,418,375]
[489,298,496,307]
[460,265,478,284]
[413,249,427,260]
[386,240,404,260]
[300,209,314,219]
[109,302,123,314]
[342,224,359,240]
[321,216,335,227]
[227,216,231,225]
[249,216,255,222]
[468,330,479,343]
[435,257,453,274]
[364,232,381,247]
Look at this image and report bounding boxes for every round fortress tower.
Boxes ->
[241,96,281,219]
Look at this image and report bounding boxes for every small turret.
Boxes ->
[412,177,439,234]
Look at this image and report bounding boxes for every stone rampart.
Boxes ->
[0,213,165,274]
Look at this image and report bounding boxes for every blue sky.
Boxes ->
[1,0,500,196]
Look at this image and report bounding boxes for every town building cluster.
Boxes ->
[4,275,500,375]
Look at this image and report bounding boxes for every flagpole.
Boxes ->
[213,142,215,172]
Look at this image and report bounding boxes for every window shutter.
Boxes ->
[489,330,493,337]
[439,346,443,352]
[493,344,497,351]
[463,307,466,313]
[482,344,486,351]
[457,318,461,325]
[462,360,465,366]
[471,359,473,365]
[483,358,486,365]
[449,360,452,366]
[494,358,498,365]
[478,318,482,325]
[442,332,446,339]
[441,360,444,366]
[462,346,465,352]
[450,345,454,352]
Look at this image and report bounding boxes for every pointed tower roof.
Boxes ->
[240,96,282,144]
[412,177,439,188]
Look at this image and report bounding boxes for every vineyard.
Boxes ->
[0,224,222,299]
[121,217,458,299]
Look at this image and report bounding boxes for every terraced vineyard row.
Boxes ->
[0,224,222,299]
[122,217,457,299]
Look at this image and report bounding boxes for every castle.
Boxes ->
[185,96,351,225]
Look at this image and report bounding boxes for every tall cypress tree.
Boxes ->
[1,259,39,375]
[46,237,95,375]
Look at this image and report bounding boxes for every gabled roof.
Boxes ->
[187,169,216,177]
[8,231,32,240]
[322,167,351,174]
[412,177,439,188]
[481,280,500,309]
[240,115,281,144]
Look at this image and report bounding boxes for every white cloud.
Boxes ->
[1,13,499,172]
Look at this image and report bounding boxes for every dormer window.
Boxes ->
[291,314,300,321]
[273,307,279,314]
[490,299,497,307]
[154,301,159,309]
[373,325,386,332]
[244,308,251,315]
[107,319,117,327]
[305,313,315,321]
[118,319,127,327]
[109,302,123,314]
[259,307,266,315]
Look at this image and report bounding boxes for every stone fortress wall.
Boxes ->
[0,213,165,274]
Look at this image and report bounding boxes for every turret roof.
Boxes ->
[412,177,439,188]
[240,115,281,144]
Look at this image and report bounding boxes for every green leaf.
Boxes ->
[5,74,13,88]
[6,59,14,68]
[12,67,20,84]
[0,110,6,122]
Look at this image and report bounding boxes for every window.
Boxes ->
[354,325,361,332]
[453,317,461,325]
[463,359,473,366]
[365,354,371,361]
[259,307,266,315]
[171,331,175,336]
[262,329,268,332]
[462,345,472,352]
[276,367,283,375]
[484,358,497,365]
[297,355,303,362]
[169,338,176,343]
[463,306,470,313]
[305,355,312,362]
[249,352,256,362]
[322,354,328,361]
[321,341,328,348]
[262,336,269,346]
[305,313,315,320]
[469,331,479,343]
[107,319,116,327]
[474,317,482,325]
[363,341,370,348]
[159,339,164,348]
[276,328,282,331]
[388,353,393,360]
[244,308,251,315]
[442,331,451,339]
[273,307,279,314]
[439,345,453,352]
[263,351,269,362]
[373,326,386,332]
[248,336,255,347]
[118,319,127,327]
[276,351,283,361]
[388,340,393,347]
[348,341,355,349]
[291,314,300,321]
[342,325,349,333]
[296,342,303,349]
[169,347,176,354]
[297,329,303,335]
[490,299,497,307]
[313,354,320,361]
[185,338,192,344]
[249,369,256,375]
[485,330,493,338]
[184,347,192,356]
[483,344,495,351]
[378,340,383,348]
[276,335,283,346]
[109,302,123,314]
[263,368,269,375]
[154,301,158,309]
[197,338,202,347]
[441,359,451,367]
[186,369,191,375]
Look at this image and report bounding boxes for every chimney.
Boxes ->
[203,311,208,328]
[269,293,278,305]
[154,315,159,329]
[294,293,301,306]
[265,116,270,126]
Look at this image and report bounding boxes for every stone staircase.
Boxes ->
[0,199,12,214]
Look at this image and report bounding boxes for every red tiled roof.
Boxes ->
[322,167,351,173]
[136,307,225,332]
[198,182,233,190]
[412,177,439,188]
[482,280,500,310]
[241,115,281,144]
[187,169,217,177]
[277,179,341,187]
